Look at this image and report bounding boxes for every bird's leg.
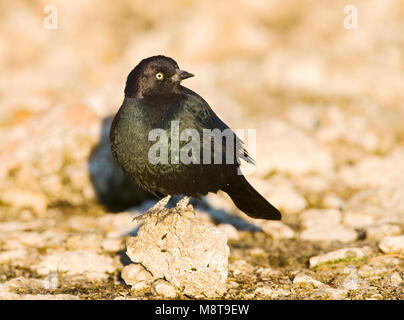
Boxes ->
[176,196,190,211]
[132,195,171,222]
[156,196,192,224]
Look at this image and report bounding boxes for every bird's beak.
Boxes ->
[171,69,194,82]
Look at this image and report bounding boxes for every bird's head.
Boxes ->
[124,55,194,99]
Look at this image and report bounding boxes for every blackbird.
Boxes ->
[110,55,281,220]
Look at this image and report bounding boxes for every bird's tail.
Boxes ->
[223,175,281,220]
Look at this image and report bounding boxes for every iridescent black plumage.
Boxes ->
[110,55,281,220]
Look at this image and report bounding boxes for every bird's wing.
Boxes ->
[180,87,255,166]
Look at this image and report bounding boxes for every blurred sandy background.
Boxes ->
[0,0,403,299]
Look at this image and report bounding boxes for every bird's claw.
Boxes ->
[132,195,171,223]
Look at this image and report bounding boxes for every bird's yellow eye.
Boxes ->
[156,72,164,80]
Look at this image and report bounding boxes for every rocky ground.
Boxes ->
[1,0,404,299]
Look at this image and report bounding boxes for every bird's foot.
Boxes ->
[176,196,190,211]
[156,196,192,224]
[132,195,171,223]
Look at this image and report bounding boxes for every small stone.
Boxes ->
[100,212,139,239]
[261,221,295,239]
[229,260,255,278]
[300,209,357,242]
[344,186,404,224]
[390,272,402,286]
[0,221,33,233]
[358,265,385,279]
[300,227,357,242]
[293,273,327,289]
[301,209,341,229]
[0,249,28,266]
[18,294,80,300]
[15,232,45,247]
[309,247,372,268]
[249,247,267,258]
[322,194,344,209]
[66,232,103,253]
[121,264,153,290]
[34,250,115,281]
[254,285,275,298]
[313,287,348,300]
[338,149,404,189]
[217,224,240,241]
[379,236,404,254]
[0,277,45,299]
[365,224,401,241]
[342,212,376,228]
[252,176,307,214]
[151,279,177,298]
[256,267,281,279]
[101,238,124,253]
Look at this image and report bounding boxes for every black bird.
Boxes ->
[110,55,281,220]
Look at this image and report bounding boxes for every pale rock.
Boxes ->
[338,149,404,189]
[256,267,282,279]
[390,272,402,286]
[293,273,328,289]
[260,221,295,239]
[151,279,177,298]
[14,232,45,247]
[0,105,99,213]
[34,250,115,281]
[342,212,376,229]
[2,239,24,250]
[0,277,45,299]
[0,249,28,266]
[251,176,307,214]
[365,224,401,241]
[358,256,401,279]
[18,294,80,300]
[204,192,235,214]
[0,221,42,233]
[265,288,292,299]
[121,264,154,291]
[66,232,103,253]
[378,236,404,254]
[301,227,357,243]
[248,247,267,258]
[322,194,344,209]
[99,212,137,238]
[312,287,348,300]
[101,238,124,253]
[41,230,68,247]
[229,260,255,278]
[344,186,404,224]
[126,204,229,298]
[316,105,379,151]
[358,265,386,279]
[293,175,330,194]
[301,208,341,229]
[300,209,357,242]
[254,285,275,298]
[310,247,372,268]
[255,120,334,177]
[217,224,240,241]
[0,104,146,214]
[284,104,322,131]
[0,280,20,299]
